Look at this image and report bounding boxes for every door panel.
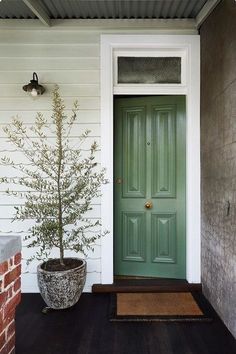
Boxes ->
[122,107,146,198]
[122,212,146,262]
[114,96,186,279]
[151,213,176,264]
[151,106,176,198]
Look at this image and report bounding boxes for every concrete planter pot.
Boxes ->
[37,258,86,309]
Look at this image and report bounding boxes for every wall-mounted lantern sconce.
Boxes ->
[22,72,45,97]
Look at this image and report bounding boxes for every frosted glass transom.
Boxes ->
[118,57,181,84]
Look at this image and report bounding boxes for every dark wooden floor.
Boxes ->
[16,293,236,354]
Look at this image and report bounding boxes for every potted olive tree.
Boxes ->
[0,86,107,310]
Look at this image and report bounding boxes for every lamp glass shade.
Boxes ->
[22,72,45,96]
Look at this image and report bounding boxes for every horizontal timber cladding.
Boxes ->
[0,110,100,124]
[0,28,102,293]
[0,44,99,57]
[0,84,100,97]
[0,71,100,85]
[0,31,101,44]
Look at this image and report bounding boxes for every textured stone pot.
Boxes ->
[37,258,86,309]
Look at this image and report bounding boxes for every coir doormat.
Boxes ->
[110,292,212,322]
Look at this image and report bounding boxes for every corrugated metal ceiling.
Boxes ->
[0,0,208,20]
[0,0,34,19]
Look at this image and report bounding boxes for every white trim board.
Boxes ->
[0,19,197,33]
[196,0,222,28]
[22,0,51,27]
[100,34,201,284]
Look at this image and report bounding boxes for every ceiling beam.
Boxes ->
[0,19,197,33]
[196,0,222,28]
[22,0,51,27]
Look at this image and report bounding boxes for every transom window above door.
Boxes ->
[118,56,181,84]
[113,49,187,94]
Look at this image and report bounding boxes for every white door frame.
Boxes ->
[100,35,200,284]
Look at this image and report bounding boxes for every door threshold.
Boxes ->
[92,278,202,293]
[114,275,160,280]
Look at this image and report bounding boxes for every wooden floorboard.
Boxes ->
[15,293,236,354]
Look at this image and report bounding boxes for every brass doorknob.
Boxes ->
[145,201,153,209]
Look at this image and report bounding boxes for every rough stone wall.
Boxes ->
[200,0,236,338]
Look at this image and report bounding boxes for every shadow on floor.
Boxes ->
[16,293,236,354]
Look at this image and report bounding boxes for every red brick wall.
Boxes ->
[0,253,21,354]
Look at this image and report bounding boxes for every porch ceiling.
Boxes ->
[0,0,209,20]
[0,0,222,29]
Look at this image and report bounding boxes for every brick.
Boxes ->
[14,253,21,266]
[0,262,8,276]
[7,286,13,300]
[0,334,15,354]
[7,321,15,340]
[0,291,7,305]
[4,292,21,320]
[0,321,3,335]
[0,331,6,351]
[8,333,15,350]
[0,310,4,329]
[9,258,13,267]
[0,311,14,332]
[13,278,21,293]
[4,265,21,288]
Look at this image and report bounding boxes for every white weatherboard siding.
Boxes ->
[0,22,198,293]
[0,28,101,293]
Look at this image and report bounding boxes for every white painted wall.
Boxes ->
[0,20,198,292]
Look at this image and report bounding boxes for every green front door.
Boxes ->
[114,96,186,279]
